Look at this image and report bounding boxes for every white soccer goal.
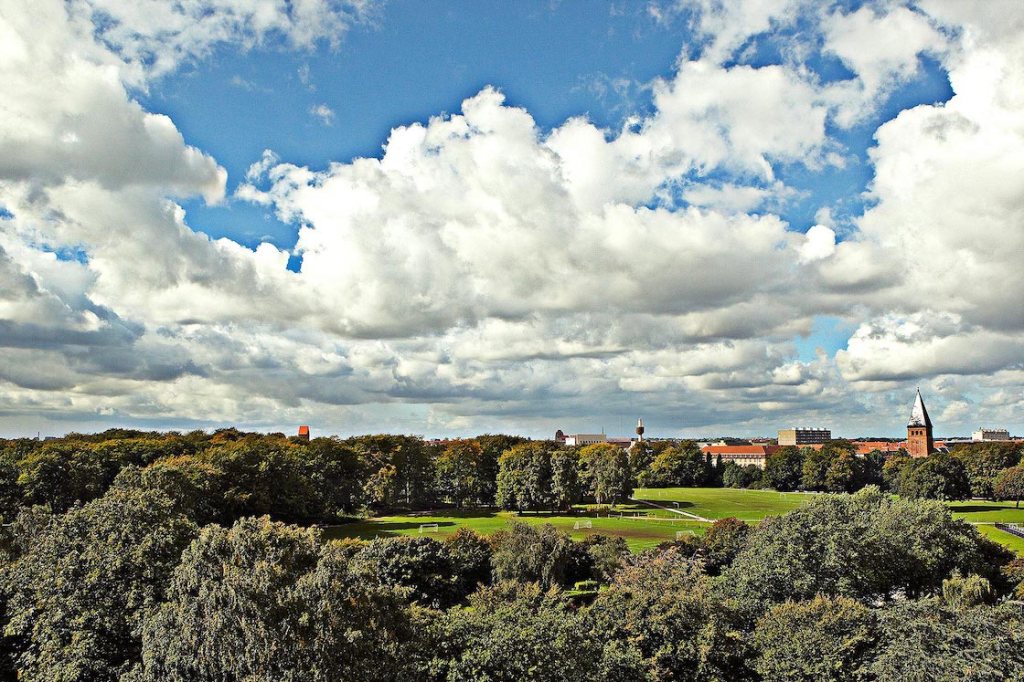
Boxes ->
[573,519,593,530]
[418,523,439,534]
[676,530,696,540]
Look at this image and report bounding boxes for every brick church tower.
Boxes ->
[906,389,934,457]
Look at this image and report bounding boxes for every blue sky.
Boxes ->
[154,0,951,247]
[1,0,1021,439]
[146,1,695,248]
[144,0,953,366]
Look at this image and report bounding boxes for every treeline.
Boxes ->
[0,430,534,523]
[0,481,1022,680]
[721,440,1024,502]
[2,433,1021,531]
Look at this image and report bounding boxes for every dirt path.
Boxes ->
[631,497,712,523]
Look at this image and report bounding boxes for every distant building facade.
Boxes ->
[563,433,607,447]
[702,444,779,469]
[777,427,831,446]
[907,389,934,457]
[973,428,1011,442]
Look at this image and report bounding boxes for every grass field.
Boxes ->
[322,488,1024,554]
[947,500,1024,524]
[322,509,707,551]
[633,487,819,521]
[974,524,1024,555]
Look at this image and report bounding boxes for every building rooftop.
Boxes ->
[908,388,932,428]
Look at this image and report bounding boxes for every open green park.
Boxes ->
[323,508,708,551]
[324,487,1024,554]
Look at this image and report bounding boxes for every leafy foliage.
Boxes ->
[866,599,1024,681]
[490,521,576,588]
[588,547,750,680]
[138,517,415,681]
[578,444,633,505]
[722,487,1011,615]
[993,465,1024,507]
[762,446,803,491]
[639,441,713,488]
[434,582,606,682]
[0,430,1021,679]
[4,486,197,681]
[897,453,972,501]
[752,596,875,682]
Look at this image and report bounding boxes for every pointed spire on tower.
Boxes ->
[908,388,932,428]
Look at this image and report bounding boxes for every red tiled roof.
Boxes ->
[702,445,779,455]
[853,441,905,455]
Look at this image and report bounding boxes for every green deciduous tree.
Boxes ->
[867,599,1024,680]
[700,516,750,575]
[349,434,435,508]
[824,452,865,493]
[800,446,831,491]
[496,442,556,512]
[490,522,575,589]
[881,450,911,492]
[722,462,763,488]
[138,517,415,681]
[475,434,529,505]
[952,442,1023,498]
[993,465,1024,508]
[588,547,750,680]
[349,535,465,608]
[762,446,803,491]
[550,449,581,511]
[722,487,1011,616]
[434,440,484,508]
[16,443,123,512]
[203,437,319,522]
[115,457,225,524]
[752,596,875,682]
[444,528,493,595]
[640,441,712,488]
[302,437,364,517]
[578,444,632,505]
[4,486,197,681]
[433,582,606,682]
[0,456,21,521]
[898,452,972,501]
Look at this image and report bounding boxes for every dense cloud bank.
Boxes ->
[0,0,1022,436]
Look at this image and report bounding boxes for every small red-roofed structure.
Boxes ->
[297,425,310,441]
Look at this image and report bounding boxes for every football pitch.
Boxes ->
[322,488,1024,554]
[323,509,707,551]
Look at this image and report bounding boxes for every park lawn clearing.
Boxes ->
[973,524,1024,555]
[321,490,1024,555]
[322,510,707,552]
[946,500,1024,524]
[945,501,1024,555]
[632,487,820,522]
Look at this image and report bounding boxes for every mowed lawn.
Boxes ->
[974,524,1024,555]
[947,501,1024,555]
[323,509,707,552]
[947,500,1024,524]
[322,489,1024,554]
[632,487,819,522]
